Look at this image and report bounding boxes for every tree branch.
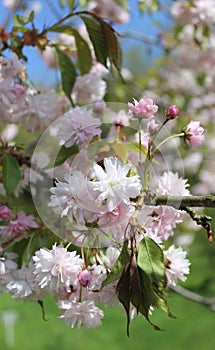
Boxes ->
[143,193,215,208]
[171,285,215,311]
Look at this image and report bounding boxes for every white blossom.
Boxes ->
[157,171,190,196]
[58,299,104,329]
[57,107,101,148]
[164,245,191,287]
[89,157,141,211]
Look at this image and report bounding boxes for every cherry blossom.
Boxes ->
[128,97,158,118]
[58,299,104,329]
[157,171,190,196]
[183,120,205,148]
[88,157,141,211]
[0,205,12,221]
[33,244,84,292]
[88,0,129,24]
[71,74,106,105]
[164,245,191,287]
[57,107,102,148]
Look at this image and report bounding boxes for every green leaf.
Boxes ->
[10,34,22,49]
[37,300,48,321]
[50,26,92,74]
[55,46,77,104]
[72,28,92,74]
[54,144,79,167]
[126,141,147,157]
[13,11,34,28]
[138,0,160,12]
[116,262,131,336]
[101,20,122,71]
[102,240,130,287]
[81,15,108,67]
[137,237,165,286]
[132,267,163,330]
[2,155,21,196]
[129,256,152,323]
[87,140,111,160]
[111,142,128,163]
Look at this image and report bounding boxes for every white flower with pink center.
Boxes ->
[58,299,104,329]
[184,120,205,149]
[89,157,141,211]
[157,171,190,196]
[164,245,191,287]
[58,107,101,149]
[33,244,83,292]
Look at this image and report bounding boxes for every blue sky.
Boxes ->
[0,0,172,86]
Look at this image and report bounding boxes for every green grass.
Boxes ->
[1,290,215,350]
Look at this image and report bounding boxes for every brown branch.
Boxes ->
[143,193,215,209]
[171,285,215,312]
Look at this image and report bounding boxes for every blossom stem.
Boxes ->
[138,121,142,162]
[151,132,185,156]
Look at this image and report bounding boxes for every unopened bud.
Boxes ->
[166,105,179,119]
[78,269,92,287]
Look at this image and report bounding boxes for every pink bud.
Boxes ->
[78,269,92,287]
[166,105,179,119]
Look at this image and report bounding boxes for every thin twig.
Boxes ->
[119,30,161,45]
[171,285,215,311]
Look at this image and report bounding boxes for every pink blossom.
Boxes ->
[147,119,159,135]
[109,110,130,127]
[0,205,12,221]
[157,171,190,196]
[72,74,106,105]
[151,206,183,240]
[184,120,205,148]
[0,55,25,79]
[58,107,101,148]
[88,0,129,24]
[128,97,158,118]
[0,211,38,240]
[33,244,84,292]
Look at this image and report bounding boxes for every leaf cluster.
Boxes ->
[102,237,174,336]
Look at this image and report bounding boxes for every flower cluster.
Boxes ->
[0,56,67,131]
